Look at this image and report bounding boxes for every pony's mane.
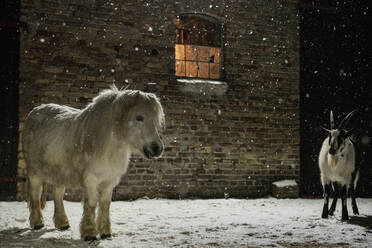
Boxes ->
[90,84,120,106]
[88,85,165,129]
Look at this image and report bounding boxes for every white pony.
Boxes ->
[23,85,165,240]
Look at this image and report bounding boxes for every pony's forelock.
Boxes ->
[110,86,165,130]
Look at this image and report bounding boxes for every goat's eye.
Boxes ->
[136,115,144,122]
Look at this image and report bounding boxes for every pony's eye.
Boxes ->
[136,115,144,122]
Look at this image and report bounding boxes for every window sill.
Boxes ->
[176,78,228,96]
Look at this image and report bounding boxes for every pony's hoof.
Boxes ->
[101,233,112,239]
[84,235,97,241]
[33,224,44,230]
[59,225,70,231]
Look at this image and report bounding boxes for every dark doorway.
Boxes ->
[0,0,20,200]
[300,1,371,197]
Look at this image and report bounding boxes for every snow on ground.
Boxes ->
[1,198,372,248]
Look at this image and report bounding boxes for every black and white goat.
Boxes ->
[318,110,359,221]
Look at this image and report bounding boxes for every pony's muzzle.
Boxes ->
[143,141,163,159]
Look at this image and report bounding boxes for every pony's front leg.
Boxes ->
[28,175,44,229]
[80,174,99,241]
[97,182,115,239]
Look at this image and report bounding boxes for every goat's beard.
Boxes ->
[328,154,338,168]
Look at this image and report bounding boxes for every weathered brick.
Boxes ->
[18,0,300,201]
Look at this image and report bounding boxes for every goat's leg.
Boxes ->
[28,175,44,229]
[340,185,349,221]
[53,186,70,230]
[350,186,359,215]
[328,182,338,216]
[321,183,331,218]
[97,182,115,239]
[80,174,99,241]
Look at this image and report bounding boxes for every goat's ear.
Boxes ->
[345,128,355,137]
[321,126,331,133]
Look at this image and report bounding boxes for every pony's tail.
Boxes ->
[40,183,47,209]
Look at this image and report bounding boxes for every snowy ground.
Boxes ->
[1,198,372,248]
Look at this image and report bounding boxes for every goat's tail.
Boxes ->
[40,183,47,209]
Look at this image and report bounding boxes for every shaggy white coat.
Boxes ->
[23,86,164,240]
[318,135,357,188]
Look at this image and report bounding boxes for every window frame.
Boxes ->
[174,13,224,81]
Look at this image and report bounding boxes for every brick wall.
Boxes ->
[17,0,300,201]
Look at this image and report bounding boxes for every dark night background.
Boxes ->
[0,0,20,200]
[0,0,371,199]
[300,0,371,197]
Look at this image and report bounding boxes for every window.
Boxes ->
[175,14,223,80]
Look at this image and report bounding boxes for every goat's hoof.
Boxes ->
[33,224,44,230]
[100,233,112,239]
[341,216,349,221]
[84,235,97,241]
[321,213,328,219]
[59,225,70,231]
[328,211,335,216]
[353,209,359,215]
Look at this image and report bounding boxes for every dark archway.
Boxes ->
[300,1,371,197]
[0,0,20,200]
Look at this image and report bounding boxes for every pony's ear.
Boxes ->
[110,84,119,92]
[112,91,136,119]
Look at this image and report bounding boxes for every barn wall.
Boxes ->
[17,0,300,201]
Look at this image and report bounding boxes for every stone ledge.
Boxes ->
[271,179,299,199]
[177,78,228,96]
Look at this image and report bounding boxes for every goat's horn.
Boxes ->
[339,109,357,130]
[321,126,331,133]
[330,110,334,129]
